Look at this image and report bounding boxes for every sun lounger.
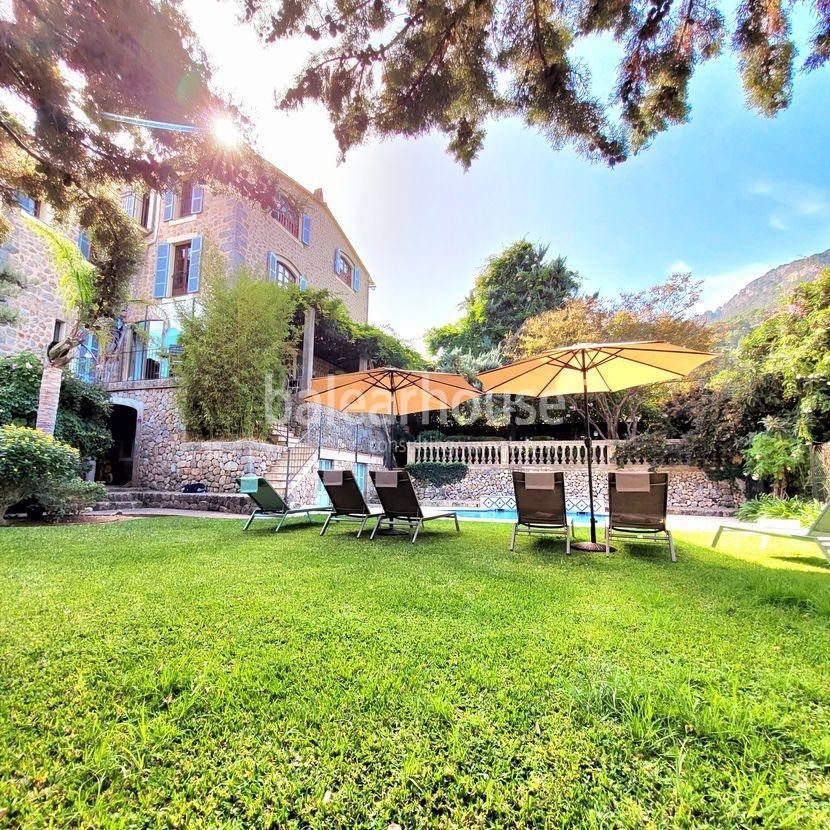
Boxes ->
[712,502,830,563]
[317,469,379,537]
[510,470,573,553]
[606,472,675,561]
[369,469,459,543]
[240,475,331,532]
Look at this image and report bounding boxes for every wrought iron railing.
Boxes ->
[72,346,182,384]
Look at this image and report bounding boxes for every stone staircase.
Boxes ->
[264,442,318,497]
[94,487,143,512]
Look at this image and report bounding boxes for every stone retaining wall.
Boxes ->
[409,466,742,516]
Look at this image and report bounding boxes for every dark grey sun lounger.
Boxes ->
[369,469,459,543]
[317,469,379,537]
[511,470,573,553]
[240,475,331,532]
[606,472,675,562]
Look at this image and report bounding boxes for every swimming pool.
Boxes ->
[455,509,607,524]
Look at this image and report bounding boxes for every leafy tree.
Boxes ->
[0,351,112,460]
[0,1,289,213]
[510,274,713,438]
[745,423,808,499]
[426,241,578,356]
[240,0,829,167]
[736,268,830,442]
[177,253,299,440]
[25,216,142,435]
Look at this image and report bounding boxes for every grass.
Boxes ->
[1,518,829,828]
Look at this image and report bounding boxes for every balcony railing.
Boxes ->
[73,346,181,385]
[406,439,664,468]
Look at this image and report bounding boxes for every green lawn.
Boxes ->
[1,518,829,828]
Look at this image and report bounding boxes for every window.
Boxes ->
[16,193,40,218]
[267,251,297,286]
[162,182,203,221]
[139,193,152,229]
[271,196,300,238]
[53,320,66,343]
[354,462,368,494]
[334,248,361,291]
[335,249,353,286]
[316,459,333,507]
[180,181,194,216]
[153,237,202,298]
[171,242,192,297]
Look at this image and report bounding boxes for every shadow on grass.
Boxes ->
[771,553,830,570]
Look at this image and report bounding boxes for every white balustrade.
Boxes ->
[406,440,666,468]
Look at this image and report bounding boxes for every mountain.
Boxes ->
[705,249,830,322]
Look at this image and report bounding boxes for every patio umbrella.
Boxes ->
[304,368,482,468]
[477,341,717,550]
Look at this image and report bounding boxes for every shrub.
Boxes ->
[615,433,688,468]
[177,257,298,440]
[736,494,822,527]
[416,431,504,442]
[405,462,468,487]
[37,479,107,522]
[0,425,79,523]
[744,430,808,498]
[0,351,112,459]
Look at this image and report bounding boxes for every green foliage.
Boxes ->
[1,519,830,824]
[244,0,826,167]
[0,352,112,459]
[426,242,579,356]
[736,269,830,442]
[615,434,688,469]
[735,494,822,527]
[299,286,423,369]
[416,431,503,443]
[0,424,79,521]
[0,211,25,325]
[745,427,808,498]
[404,462,469,486]
[177,262,298,440]
[36,479,107,523]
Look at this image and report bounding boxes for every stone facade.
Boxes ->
[0,207,72,358]
[127,182,371,334]
[408,466,742,516]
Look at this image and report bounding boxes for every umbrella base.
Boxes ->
[571,541,616,552]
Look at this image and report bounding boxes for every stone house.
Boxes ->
[0,172,388,505]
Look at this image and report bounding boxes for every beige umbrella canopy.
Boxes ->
[477,341,716,396]
[304,368,482,466]
[478,341,717,550]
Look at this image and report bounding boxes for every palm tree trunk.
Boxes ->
[35,365,63,434]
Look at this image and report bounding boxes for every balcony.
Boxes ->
[73,345,181,385]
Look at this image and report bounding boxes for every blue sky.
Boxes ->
[187,2,830,349]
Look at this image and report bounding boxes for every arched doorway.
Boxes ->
[97,402,139,486]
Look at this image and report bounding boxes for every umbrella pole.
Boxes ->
[571,370,609,552]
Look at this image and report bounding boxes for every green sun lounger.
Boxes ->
[240,475,331,532]
[712,502,830,563]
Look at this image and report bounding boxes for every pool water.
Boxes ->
[455,509,607,524]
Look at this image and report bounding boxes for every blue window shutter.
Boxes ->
[190,184,204,214]
[334,248,342,274]
[121,191,136,217]
[188,235,203,293]
[163,189,174,221]
[352,266,360,292]
[153,243,170,298]
[301,214,311,245]
[77,230,91,260]
[16,192,36,215]
[267,251,278,282]
[298,276,307,291]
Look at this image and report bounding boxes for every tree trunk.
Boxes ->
[35,365,63,434]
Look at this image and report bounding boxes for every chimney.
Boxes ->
[313,187,324,202]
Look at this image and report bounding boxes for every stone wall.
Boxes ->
[408,466,742,516]
[0,207,72,358]
[291,400,390,456]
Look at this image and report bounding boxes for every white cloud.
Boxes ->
[769,214,788,231]
[748,180,828,226]
[666,259,693,274]
[695,261,774,313]
[748,179,773,195]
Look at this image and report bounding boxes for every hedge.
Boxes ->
[404,462,469,487]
